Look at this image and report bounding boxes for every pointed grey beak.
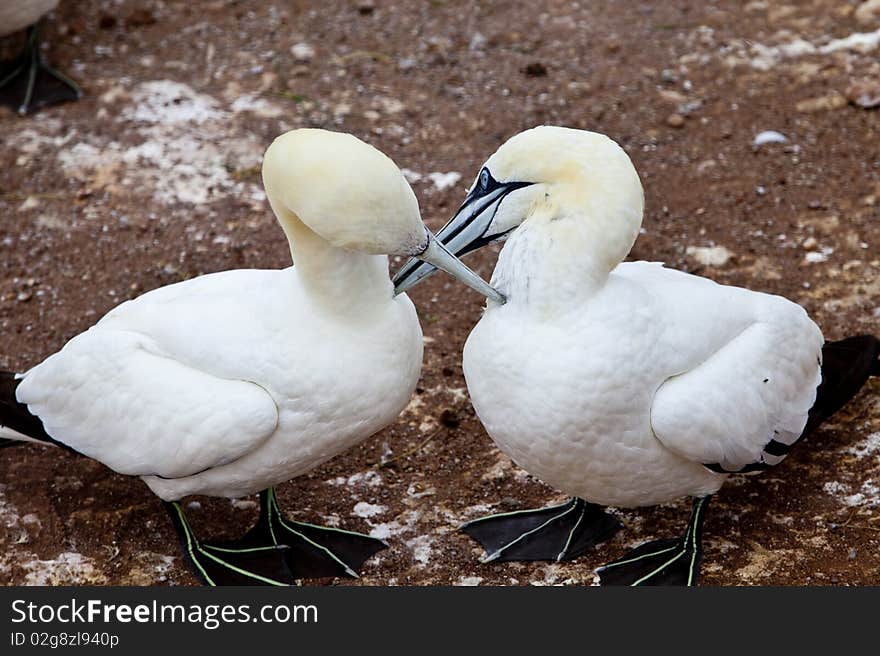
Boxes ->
[393,178,532,298]
[395,231,505,304]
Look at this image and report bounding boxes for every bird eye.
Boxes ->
[479,169,490,190]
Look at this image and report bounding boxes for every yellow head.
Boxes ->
[262,129,503,303]
[262,129,427,255]
[394,126,645,295]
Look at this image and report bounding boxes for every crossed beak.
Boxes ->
[393,180,531,301]
[409,230,505,305]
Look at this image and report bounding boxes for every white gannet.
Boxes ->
[0,128,499,586]
[393,125,880,585]
[0,1,80,114]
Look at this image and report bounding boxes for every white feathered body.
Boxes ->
[15,266,422,501]
[464,260,823,507]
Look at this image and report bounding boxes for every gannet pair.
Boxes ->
[394,126,880,585]
[0,129,498,585]
[0,1,80,114]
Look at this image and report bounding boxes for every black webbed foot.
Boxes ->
[597,495,710,586]
[0,25,81,115]
[461,497,622,563]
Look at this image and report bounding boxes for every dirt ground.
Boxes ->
[1,0,878,586]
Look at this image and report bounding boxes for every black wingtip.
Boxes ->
[806,335,880,435]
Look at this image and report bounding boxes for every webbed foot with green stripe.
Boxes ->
[0,25,81,115]
[164,488,387,586]
[460,497,622,563]
[597,495,711,586]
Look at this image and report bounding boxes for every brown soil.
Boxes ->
[0,0,878,586]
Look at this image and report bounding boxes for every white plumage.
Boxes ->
[17,267,422,499]
[13,130,427,501]
[2,128,500,584]
[464,259,822,507]
[392,125,865,585]
[0,0,58,38]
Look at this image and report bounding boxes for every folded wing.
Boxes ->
[651,318,823,473]
[16,329,278,478]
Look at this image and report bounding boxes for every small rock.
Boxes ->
[125,8,156,27]
[753,130,787,146]
[439,408,460,429]
[16,291,32,302]
[98,14,117,29]
[523,62,547,77]
[846,78,880,109]
[855,0,880,25]
[660,68,678,83]
[802,236,819,251]
[357,0,376,14]
[658,89,687,104]
[686,245,733,267]
[290,42,315,62]
[666,113,685,128]
[469,32,488,51]
[795,93,847,113]
[848,548,858,561]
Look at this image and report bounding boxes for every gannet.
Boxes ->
[0,128,499,586]
[0,1,81,114]
[394,125,880,585]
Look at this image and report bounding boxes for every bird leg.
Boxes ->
[165,488,387,586]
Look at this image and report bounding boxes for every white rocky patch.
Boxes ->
[353,502,387,519]
[427,171,462,191]
[848,432,880,459]
[686,245,733,267]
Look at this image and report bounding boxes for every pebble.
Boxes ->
[660,68,678,83]
[658,89,687,104]
[357,0,376,14]
[290,42,315,62]
[523,62,548,77]
[795,93,847,113]
[846,78,880,109]
[802,236,819,251]
[666,113,685,128]
[753,130,787,146]
[686,245,733,267]
[439,408,460,429]
[855,0,880,25]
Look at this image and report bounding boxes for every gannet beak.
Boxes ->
[395,231,505,304]
[393,179,531,299]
